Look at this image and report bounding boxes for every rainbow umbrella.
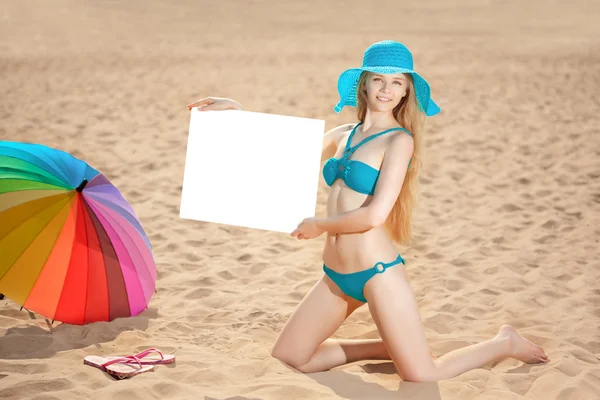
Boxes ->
[0,140,156,325]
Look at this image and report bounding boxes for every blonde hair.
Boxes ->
[356,71,426,245]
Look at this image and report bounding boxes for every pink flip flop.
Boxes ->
[103,348,175,366]
[83,355,154,379]
[130,348,175,365]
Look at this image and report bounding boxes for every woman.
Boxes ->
[187,40,549,382]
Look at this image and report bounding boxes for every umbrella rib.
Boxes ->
[0,192,70,240]
[83,200,130,320]
[0,195,71,289]
[83,191,139,222]
[83,191,152,250]
[0,165,71,189]
[81,196,91,324]
[84,197,150,308]
[50,148,77,186]
[21,198,75,315]
[0,189,66,214]
[82,200,114,322]
[0,146,72,186]
[0,178,70,193]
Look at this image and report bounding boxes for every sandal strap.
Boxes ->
[134,348,164,360]
[101,355,143,370]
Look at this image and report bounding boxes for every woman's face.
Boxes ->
[363,73,408,111]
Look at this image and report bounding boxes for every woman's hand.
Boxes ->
[291,217,325,240]
[187,97,242,111]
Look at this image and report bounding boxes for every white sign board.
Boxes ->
[179,109,325,233]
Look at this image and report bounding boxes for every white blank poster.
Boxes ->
[179,109,325,233]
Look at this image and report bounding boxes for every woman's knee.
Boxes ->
[270,275,357,371]
[400,366,439,382]
[271,352,318,374]
[271,344,311,371]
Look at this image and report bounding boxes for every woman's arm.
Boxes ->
[321,133,414,234]
[291,206,375,239]
[292,132,414,239]
[188,99,353,161]
[315,206,376,234]
[188,100,351,163]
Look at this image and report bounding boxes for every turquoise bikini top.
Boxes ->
[322,121,412,196]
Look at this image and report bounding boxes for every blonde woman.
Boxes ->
[187,40,549,382]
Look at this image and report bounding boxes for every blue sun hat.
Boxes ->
[334,40,441,116]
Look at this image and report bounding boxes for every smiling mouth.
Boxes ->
[376,96,392,102]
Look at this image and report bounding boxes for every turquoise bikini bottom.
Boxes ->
[322,254,405,303]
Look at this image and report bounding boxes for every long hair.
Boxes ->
[356,71,426,245]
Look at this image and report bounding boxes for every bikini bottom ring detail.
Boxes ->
[323,254,405,303]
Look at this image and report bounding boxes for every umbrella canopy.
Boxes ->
[0,140,156,325]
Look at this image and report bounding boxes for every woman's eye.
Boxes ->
[374,78,401,84]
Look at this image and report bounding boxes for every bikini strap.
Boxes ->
[345,122,411,155]
[343,122,362,153]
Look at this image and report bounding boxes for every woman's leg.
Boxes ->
[271,274,365,372]
[293,337,391,373]
[363,266,550,382]
[431,324,550,377]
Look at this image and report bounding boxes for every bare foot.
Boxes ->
[497,324,550,364]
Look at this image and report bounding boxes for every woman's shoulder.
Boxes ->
[386,129,415,157]
[333,122,358,133]
[323,123,356,142]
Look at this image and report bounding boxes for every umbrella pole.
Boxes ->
[76,179,89,192]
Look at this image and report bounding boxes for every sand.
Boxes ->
[1,0,599,399]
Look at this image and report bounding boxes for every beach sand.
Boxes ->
[1,0,599,398]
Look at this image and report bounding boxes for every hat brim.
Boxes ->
[334,67,440,116]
